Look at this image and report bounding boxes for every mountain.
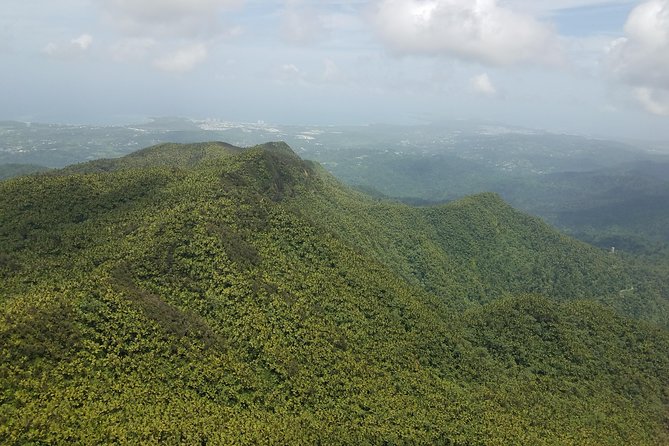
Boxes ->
[1,142,668,444]
[3,118,668,254]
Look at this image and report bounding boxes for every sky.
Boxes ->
[1,0,669,140]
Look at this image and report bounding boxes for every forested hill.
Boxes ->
[1,142,668,444]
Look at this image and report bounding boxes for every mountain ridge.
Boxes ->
[1,141,668,444]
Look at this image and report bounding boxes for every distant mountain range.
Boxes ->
[3,118,668,255]
[1,141,668,444]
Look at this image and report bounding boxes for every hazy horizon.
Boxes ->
[2,0,669,140]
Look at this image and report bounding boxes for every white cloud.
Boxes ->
[153,43,208,72]
[281,0,329,44]
[101,0,243,38]
[100,0,244,74]
[634,87,669,115]
[470,73,496,96]
[43,33,93,58]
[74,34,93,50]
[371,0,563,66]
[607,0,669,115]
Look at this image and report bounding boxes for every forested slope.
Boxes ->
[1,142,668,444]
[300,166,669,323]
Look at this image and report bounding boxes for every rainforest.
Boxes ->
[1,141,668,444]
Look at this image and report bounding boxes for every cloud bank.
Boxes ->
[100,0,244,73]
[371,0,563,66]
[607,0,669,115]
[102,0,242,38]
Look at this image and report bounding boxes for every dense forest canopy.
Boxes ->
[1,142,668,444]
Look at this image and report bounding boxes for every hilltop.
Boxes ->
[1,142,668,444]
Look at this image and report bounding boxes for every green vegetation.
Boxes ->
[4,118,668,255]
[320,149,669,255]
[0,164,49,180]
[1,142,668,444]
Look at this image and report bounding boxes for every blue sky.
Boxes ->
[1,0,668,140]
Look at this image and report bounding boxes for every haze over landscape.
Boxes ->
[2,1,669,445]
[2,0,669,140]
